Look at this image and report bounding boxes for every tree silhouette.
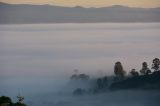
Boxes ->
[70,69,79,80]
[114,61,126,80]
[78,74,90,81]
[130,69,139,77]
[0,96,12,106]
[14,94,26,106]
[103,76,108,87]
[140,62,151,75]
[97,78,103,89]
[96,76,108,89]
[152,58,160,71]
[70,69,90,81]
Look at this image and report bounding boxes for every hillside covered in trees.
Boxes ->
[70,58,160,95]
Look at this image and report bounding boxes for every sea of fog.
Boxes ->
[0,23,160,106]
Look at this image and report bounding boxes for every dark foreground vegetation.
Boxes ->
[0,95,26,106]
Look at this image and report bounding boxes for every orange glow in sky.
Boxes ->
[0,0,160,8]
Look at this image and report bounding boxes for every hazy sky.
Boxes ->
[1,23,160,77]
[0,0,160,8]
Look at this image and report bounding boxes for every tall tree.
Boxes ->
[140,62,151,75]
[114,61,126,80]
[152,58,160,71]
[130,69,139,77]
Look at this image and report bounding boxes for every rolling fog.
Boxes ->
[0,23,160,106]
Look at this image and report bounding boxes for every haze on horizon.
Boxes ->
[0,0,160,8]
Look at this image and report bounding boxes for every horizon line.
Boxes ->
[1,1,160,9]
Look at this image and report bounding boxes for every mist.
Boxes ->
[0,23,160,106]
[28,90,160,106]
[0,23,160,77]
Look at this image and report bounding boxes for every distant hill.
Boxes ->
[0,2,160,24]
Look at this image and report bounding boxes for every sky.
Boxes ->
[0,0,160,8]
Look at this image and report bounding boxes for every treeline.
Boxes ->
[114,58,160,80]
[70,58,160,95]
[96,58,160,90]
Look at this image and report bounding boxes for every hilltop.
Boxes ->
[0,2,160,24]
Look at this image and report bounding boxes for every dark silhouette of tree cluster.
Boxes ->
[114,58,160,79]
[70,69,90,81]
[0,95,26,106]
[140,62,151,75]
[96,76,108,89]
[71,58,160,94]
[111,58,160,90]
[130,69,139,77]
[71,74,90,81]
